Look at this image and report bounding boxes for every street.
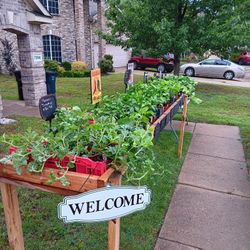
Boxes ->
[114,65,250,87]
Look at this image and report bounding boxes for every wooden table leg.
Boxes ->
[0,183,24,250]
[178,95,188,159]
[108,172,122,250]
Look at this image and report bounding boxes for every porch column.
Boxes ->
[17,24,46,106]
[83,0,92,68]
[74,0,86,62]
[97,0,106,62]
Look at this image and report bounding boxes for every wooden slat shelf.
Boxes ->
[0,162,121,195]
[150,94,184,131]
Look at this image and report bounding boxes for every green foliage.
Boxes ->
[0,131,192,250]
[57,66,65,76]
[0,76,199,184]
[61,61,72,71]
[104,54,113,62]
[0,37,17,75]
[72,61,87,71]
[98,58,113,74]
[44,59,58,72]
[229,52,240,62]
[104,0,250,74]
[58,70,91,78]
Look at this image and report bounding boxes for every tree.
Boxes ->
[0,37,17,75]
[102,0,250,75]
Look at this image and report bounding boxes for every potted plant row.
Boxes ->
[0,76,201,186]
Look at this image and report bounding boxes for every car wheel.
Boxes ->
[184,67,195,77]
[157,64,165,73]
[238,59,244,65]
[223,71,234,80]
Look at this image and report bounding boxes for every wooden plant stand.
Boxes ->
[0,163,125,250]
[150,94,188,159]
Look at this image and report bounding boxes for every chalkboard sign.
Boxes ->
[39,95,57,121]
[124,69,131,85]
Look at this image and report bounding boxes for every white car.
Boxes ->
[180,59,245,80]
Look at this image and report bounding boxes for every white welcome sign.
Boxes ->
[58,186,151,223]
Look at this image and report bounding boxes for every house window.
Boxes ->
[40,0,59,15]
[43,35,62,62]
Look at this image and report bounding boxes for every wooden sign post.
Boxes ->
[178,95,188,159]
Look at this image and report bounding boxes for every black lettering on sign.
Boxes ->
[39,95,57,121]
[69,202,85,215]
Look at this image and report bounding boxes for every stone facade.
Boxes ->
[41,0,77,62]
[0,1,108,71]
[0,0,51,106]
[40,0,106,68]
[0,1,129,106]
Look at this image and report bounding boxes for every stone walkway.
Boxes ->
[155,122,250,250]
[2,99,40,118]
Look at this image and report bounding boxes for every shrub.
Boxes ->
[229,53,240,62]
[104,54,113,62]
[104,54,114,72]
[98,59,113,74]
[44,59,59,72]
[72,61,87,71]
[57,66,65,76]
[58,70,91,78]
[61,61,72,71]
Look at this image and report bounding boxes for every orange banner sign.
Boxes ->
[90,68,102,104]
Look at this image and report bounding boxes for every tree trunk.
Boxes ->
[174,53,180,75]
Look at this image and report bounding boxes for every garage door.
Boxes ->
[105,44,131,67]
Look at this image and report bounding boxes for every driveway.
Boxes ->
[114,66,250,88]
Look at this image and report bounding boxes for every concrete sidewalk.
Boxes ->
[155,123,250,250]
[2,99,40,118]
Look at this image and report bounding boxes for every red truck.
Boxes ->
[128,56,174,73]
[238,51,250,65]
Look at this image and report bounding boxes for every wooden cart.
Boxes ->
[0,164,125,250]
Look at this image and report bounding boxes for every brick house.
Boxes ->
[0,0,131,69]
[0,0,131,105]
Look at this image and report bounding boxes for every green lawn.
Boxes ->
[187,83,250,168]
[0,73,250,249]
[0,74,143,108]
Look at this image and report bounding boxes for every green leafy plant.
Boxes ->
[98,59,113,74]
[44,59,59,72]
[0,76,200,185]
[61,61,72,71]
[72,61,87,71]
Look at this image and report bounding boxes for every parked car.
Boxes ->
[180,59,245,80]
[238,51,250,65]
[128,56,174,73]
